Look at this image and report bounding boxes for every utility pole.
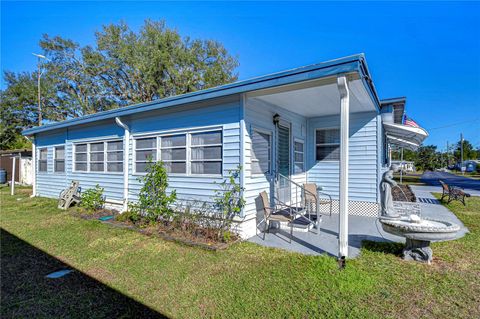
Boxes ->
[32,53,48,126]
[446,141,449,168]
[461,133,464,175]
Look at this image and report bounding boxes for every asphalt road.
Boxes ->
[421,171,480,191]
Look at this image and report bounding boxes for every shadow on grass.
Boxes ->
[362,240,404,256]
[1,228,168,319]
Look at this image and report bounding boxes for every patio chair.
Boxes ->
[255,191,295,242]
[58,181,82,210]
[439,180,470,206]
[303,183,332,217]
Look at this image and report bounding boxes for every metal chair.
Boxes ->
[255,191,295,242]
[303,183,332,218]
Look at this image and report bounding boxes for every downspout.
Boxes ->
[25,135,36,197]
[115,117,130,212]
[337,75,350,260]
[239,94,246,218]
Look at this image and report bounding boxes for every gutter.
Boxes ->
[115,117,130,212]
[22,54,365,136]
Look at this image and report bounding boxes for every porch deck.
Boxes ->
[249,187,469,257]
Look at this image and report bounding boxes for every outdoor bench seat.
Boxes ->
[439,180,471,206]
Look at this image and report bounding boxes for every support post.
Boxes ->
[11,156,16,196]
[337,76,350,259]
[115,117,130,212]
[400,147,404,184]
[31,138,36,197]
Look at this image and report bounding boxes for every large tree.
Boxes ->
[0,19,238,149]
[454,139,477,161]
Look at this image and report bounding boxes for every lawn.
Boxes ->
[1,186,479,318]
[393,172,427,186]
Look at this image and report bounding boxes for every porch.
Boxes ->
[248,186,468,256]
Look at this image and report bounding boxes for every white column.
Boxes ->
[31,138,36,196]
[10,156,16,195]
[337,76,350,258]
[115,117,130,212]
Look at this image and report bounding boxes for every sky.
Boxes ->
[1,1,479,149]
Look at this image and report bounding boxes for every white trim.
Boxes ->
[53,145,66,174]
[115,116,130,212]
[31,139,36,196]
[132,128,224,177]
[131,124,224,138]
[337,75,350,258]
[293,138,305,174]
[72,138,124,175]
[37,147,48,173]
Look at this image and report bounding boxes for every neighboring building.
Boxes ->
[391,160,416,172]
[0,149,33,185]
[22,54,428,240]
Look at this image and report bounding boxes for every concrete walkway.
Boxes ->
[248,186,468,257]
[421,171,480,193]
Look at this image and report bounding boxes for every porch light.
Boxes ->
[273,113,280,125]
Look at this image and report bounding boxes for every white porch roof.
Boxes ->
[384,122,428,150]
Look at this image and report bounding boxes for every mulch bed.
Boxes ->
[71,210,240,251]
[392,184,416,202]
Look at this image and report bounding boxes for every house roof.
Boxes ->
[23,53,379,136]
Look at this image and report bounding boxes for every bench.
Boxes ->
[439,180,470,206]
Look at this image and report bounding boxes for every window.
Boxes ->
[190,131,222,175]
[74,139,123,173]
[54,146,65,172]
[38,149,48,172]
[90,142,105,172]
[107,141,124,172]
[251,129,271,174]
[161,134,186,174]
[135,137,157,173]
[294,140,304,173]
[74,144,88,171]
[316,128,340,161]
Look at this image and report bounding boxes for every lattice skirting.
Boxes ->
[318,200,379,217]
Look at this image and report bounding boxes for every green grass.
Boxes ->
[1,186,480,318]
[393,173,427,186]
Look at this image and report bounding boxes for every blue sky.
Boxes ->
[1,1,479,149]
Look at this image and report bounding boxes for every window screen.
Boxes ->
[251,130,271,174]
[161,135,186,174]
[294,141,304,173]
[107,140,123,172]
[190,131,222,175]
[316,129,340,161]
[135,137,157,173]
[75,144,88,171]
[38,149,48,172]
[54,146,65,172]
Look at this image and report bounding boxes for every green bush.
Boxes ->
[80,184,105,212]
[133,159,177,223]
[115,208,141,224]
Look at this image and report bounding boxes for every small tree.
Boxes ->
[133,159,177,223]
[80,184,105,212]
[213,166,245,241]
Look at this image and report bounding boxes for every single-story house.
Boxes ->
[22,54,428,257]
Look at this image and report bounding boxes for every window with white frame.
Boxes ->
[190,131,222,175]
[74,140,123,173]
[135,137,157,173]
[316,128,340,161]
[54,146,65,172]
[89,142,105,172]
[106,140,124,172]
[161,134,187,174]
[74,144,88,171]
[251,129,271,175]
[38,148,48,172]
[294,140,304,173]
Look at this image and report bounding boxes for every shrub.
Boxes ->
[135,159,177,223]
[81,184,105,212]
[213,166,245,242]
[115,208,141,224]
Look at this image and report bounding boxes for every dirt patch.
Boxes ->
[393,184,416,202]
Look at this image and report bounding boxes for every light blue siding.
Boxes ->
[306,111,378,202]
[125,97,242,204]
[243,98,308,216]
[34,96,242,206]
[35,120,125,200]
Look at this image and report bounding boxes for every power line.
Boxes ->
[427,118,480,131]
